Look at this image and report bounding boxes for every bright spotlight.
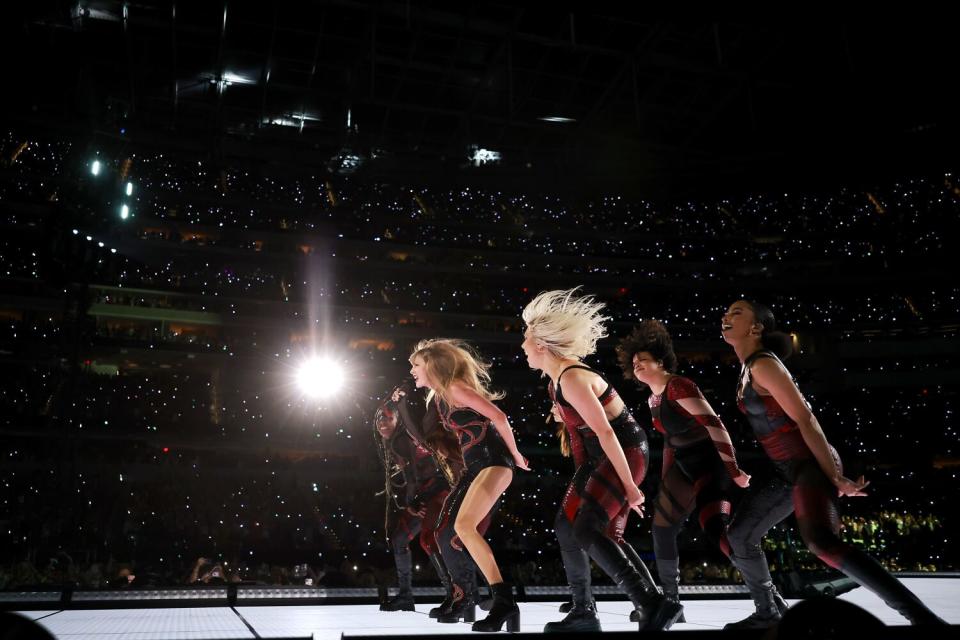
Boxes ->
[91,160,101,176]
[296,357,345,398]
[120,204,130,220]
[126,182,134,196]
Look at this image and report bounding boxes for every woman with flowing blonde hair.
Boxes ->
[409,338,529,632]
[521,288,681,632]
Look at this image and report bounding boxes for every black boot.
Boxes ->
[724,583,782,630]
[472,582,520,633]
[651,558,685,625]
[588,538,682,631]
[380,549,415,612]
[838,551,946,625]
[553,512,597,620]
[437,566,477,624]
[624,543,685,625]
[428,553,453,619]
[558,597,596,613]
[477,578,494,611]
[623,570,683,631]
[724,554,782,630]
[544,580,600,633]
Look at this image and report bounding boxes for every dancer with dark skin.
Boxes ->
[616,319,750,624]
[522,289,683,632]
[721,300,945,629]
[374,381,453,614]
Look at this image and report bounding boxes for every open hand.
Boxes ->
[625,485,645,517]
[836,474,870,497]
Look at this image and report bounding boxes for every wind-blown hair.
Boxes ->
[521,287,610,360]
[616,319,679,382]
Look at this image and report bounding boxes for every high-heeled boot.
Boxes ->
[472,582,520,633]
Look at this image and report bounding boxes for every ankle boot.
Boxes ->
[472,582,520,633]
[428,553,453,619]
[544,581,600,633]
[724,582,782,630]
[725,551,788,630]
[477,580,494,611]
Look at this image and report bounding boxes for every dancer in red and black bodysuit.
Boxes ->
[410,339,529,633]
[375,380,453,614]
[522,289,682,633]
[616,320,751,623]
[549,405,655,625]
[721,300,944,629]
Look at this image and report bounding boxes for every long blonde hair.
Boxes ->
[522,287,610,360]
[410,338,504,409]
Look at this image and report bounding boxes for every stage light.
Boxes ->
[296,357,345,398]
[91,160,101,176]
[538,115,576,123]
[126,182,133,196]
[120,204,130,220]
[468,145,501,166]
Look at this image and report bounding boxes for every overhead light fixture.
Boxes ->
[468,146,501,167]
[538,116,576,123]
[222,72,255,85]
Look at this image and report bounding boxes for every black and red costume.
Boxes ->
[387,428,449,556]
[648,375,743,603]
[546,364,679,631]
[432,397,513,623]
[375,382,453,613]
[726,349,941,626]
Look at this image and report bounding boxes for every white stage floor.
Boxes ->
[14,578,960,639]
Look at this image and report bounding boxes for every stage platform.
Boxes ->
[10,578,960,639]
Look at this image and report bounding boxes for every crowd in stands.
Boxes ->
[0,127,957,592]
